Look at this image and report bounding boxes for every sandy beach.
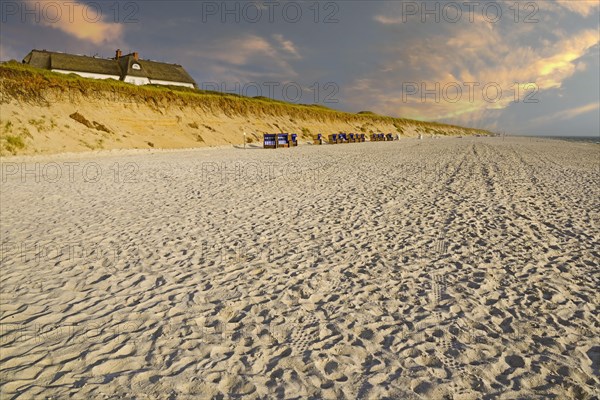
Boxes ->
[1,137,598,399]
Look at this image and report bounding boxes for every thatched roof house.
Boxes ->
[23,49,196,88]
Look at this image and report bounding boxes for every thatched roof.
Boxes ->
[120,56,195,84]
[23,51,51,69]
[23,50,196,85]
[50,52,122,76]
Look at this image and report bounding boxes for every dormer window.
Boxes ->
[132,63,141,70]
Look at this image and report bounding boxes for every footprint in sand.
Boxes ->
[267,312,322,358]
[430,273,447,306]
[154,276,167,287]
[289,314,320,355]
[313,270,345,295]
[428,319,483,398]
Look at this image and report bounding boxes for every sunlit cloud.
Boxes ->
[553,1,600,17]
[535,30,599,89]
[183,34,300,82]
[373,15,403,25]
[211,35,278,66]
[272,34,301,59]
[348,6,599,130]
[531,102,600,126]
[23,0,123,45]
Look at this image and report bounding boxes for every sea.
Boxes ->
[531,136,600,144]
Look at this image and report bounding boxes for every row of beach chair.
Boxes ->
[263,133,298,149]
[263,132,396,148]
[323,133,367,144]
[371,133,395,141]
[321,133,395,144]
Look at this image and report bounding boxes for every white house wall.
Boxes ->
[149,79,195,88]
[51,70,194,88]
[52,69,120,80]
[123,76,151,86]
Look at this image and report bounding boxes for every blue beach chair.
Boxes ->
[264,134,277,148]
[277,133,290,148]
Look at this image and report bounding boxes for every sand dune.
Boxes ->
[1,137,598,399]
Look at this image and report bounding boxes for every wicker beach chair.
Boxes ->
[328,134,337,144]
[264,134,277,149]
[314,134,323,145]
[277,133,290,148]
[290,134,298,147]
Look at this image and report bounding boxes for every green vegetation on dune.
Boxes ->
[0,61,492,137]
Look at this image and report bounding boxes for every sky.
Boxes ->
[1,0,599,136]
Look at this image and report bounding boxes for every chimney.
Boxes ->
[115,49,122,59]
[133,52,139,60]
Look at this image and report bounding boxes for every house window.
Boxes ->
[132,63,141,70]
